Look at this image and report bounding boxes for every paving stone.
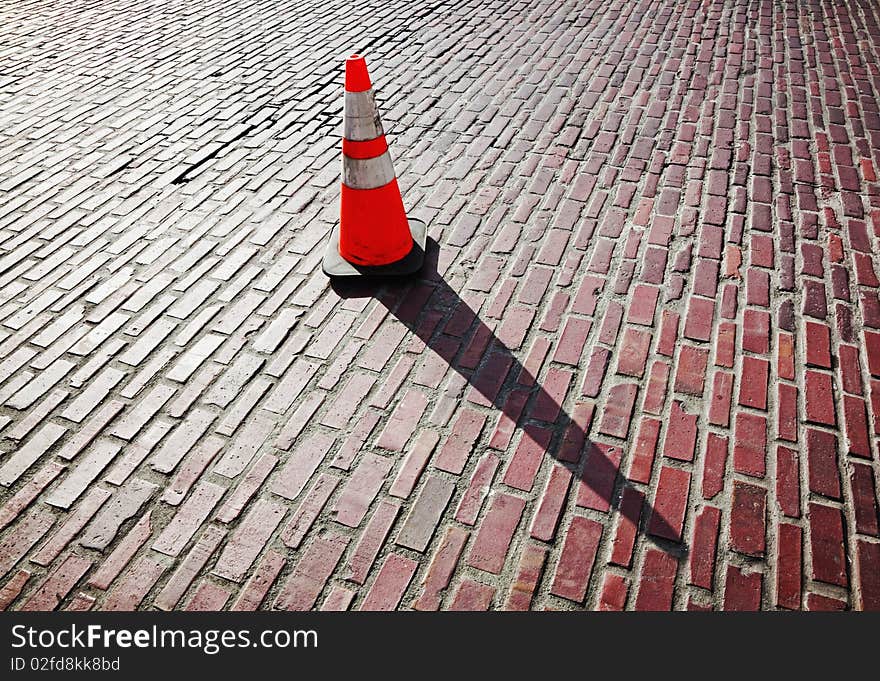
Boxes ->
[1,0,878,613]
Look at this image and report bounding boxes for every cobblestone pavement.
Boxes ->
[1,0,879,612]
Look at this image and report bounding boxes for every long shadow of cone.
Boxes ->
[331,238,683,553]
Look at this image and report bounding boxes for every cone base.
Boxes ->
[322,217,427,277]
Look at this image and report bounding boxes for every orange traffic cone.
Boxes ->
[322,54,427,277]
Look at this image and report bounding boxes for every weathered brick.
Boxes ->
[467,493,526,575]
[549,516,602,603]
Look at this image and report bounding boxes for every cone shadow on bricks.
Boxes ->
[322,54,427,277]
[330,239,683,554]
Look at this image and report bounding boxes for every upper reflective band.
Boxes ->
[344,89,384,141]
[342,150,396,189]
[343,135,388,159]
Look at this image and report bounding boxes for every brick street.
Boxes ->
[1,0,879,611]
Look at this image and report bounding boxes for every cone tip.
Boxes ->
[345,54,372,93]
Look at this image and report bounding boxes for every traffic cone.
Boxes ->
[322,54,427,277]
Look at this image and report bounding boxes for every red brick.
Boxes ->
[152,481,225,557]
[467,493,526,574]
[529,464,572,542]
[808,503,848,587]
[806,593,847,611]
[706,371,733,427]
[505,545,547,611]
[730,481,767,557]
[581,347,610,397]
[230,549,283,608]
[746,269,771,307]
[87,512,152,591]
[843,395,872,459]
[334,452,394,528]
[776,445,801,518]
[663,401,697,461]
[656,310,680,356]
[597,382,638,439]
[320,586,355,612]
[805,322,832,367]
[502,424,551,492]
[102,555,166,611]
[31,487,111,566]
[701,433,728,500]
[742,309,770,354]
[634,549,678,611]
[775,383,798,442]
[0,508,54,577]
[714,321,736,367]
[343,501,400,585]
[376,389,429,451]
[553,317,592,365]
[642,360,669,415]
[641,246,668,283]
[872,379,880,433]
[723,566,762,611]
[212,499,285,583]
[857,540,880,610]
[750,234,774,267]
[649,465,690,542]
[319,373,374,429]
[838,345,864,395]
[550,516,602,603]
[434,408,486,474]
[280,473,340,549]
[576,442,621,512]
[487,389,529,451]
[866,331,880,376]
[617,327,651,377]
[674,345,708,396]
[850,463,880,537]
[688,506,720,589]
[449,453,498,524]
[389,430,438,499]
[369,355,415,409]
[683,296,714,342]
[627,284,659,325]
[360,553,417,611]
[598,574,629,611]
[571,275,604,314]
[806,428,841,500]
[497,306,536,350]
[154,525,226,610]
[21,554,92,611]
[805,370,836,426]
[597,301,624,344]
[738,357,769,409]
[776,523,802,610]
[609,487,644,568]
[777,332,795,379]
[0,570,32,610]
[185,582,230,611]
[413,526,468,611]
[627,416,661,485]
[274,533,349,610]
[449,579,495,611]
[733,412,767,478]
[396,475,454,553]
[466,352,513,406]
[272,433,335,501]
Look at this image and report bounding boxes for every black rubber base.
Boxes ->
[322,218,428,277]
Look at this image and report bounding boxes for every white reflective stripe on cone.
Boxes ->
[344,90,384,141]
[342,150,396,190]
